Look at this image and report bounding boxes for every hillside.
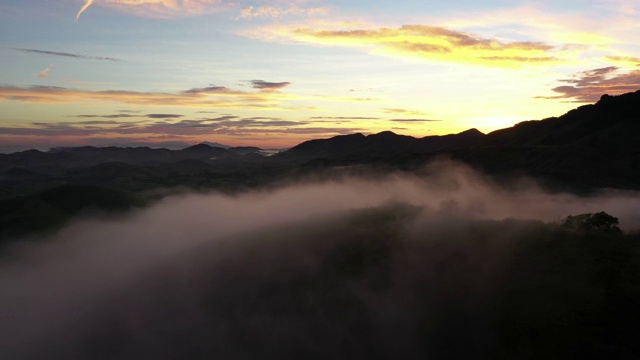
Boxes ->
[277,90,640,190]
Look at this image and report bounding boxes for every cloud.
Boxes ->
[384,108,429,115]
[390,118,442,123]
[248,80,292,90]
[313,94,382,103]
[74,0,229,20]
[605,56,640,67]
[14,48,120,61]
[539,66,640,102]
[251,24,561,68]
[183,85,229,94]
[0,83,294,110]
[73,0,329,20]
[239,4,330,19]
[145,113,184,119]
[310,116,380,120]
[76,0,94,21]
[75,113,183,119]
[0,116,332,138]
[74,114,138,119]
[37,64,54,79]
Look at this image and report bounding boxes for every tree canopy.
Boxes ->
[562,211,621,233]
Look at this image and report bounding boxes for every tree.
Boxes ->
[562,211,621,234]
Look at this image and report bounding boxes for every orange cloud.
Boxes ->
[259,24,561,68]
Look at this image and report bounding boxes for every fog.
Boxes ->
[1,161,640,359]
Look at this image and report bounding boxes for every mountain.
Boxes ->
[275,90,640,190]
[452,91,640,190]
[179,143,235,158]
[0,143,265,171]
[278,128,485,161]
[202,141,231,149]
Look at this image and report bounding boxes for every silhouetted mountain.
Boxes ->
[201,141,231,149]
[452,91,640,190]
[276,91,640,190]
[0,143,266,171]
[229,146,263,155]
[179,143,235,158]
[279,128,485,161]
[410,128,485,153]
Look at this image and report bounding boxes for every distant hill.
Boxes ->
[202,141,231,149]
[453,91,640,190]
[0,143,264,170]
[276,90,640,191]
[278,128,485,161]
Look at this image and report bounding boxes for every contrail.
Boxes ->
[76,0,95,22]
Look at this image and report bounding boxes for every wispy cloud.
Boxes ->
[73,113,183,119]
[14,48,120,61]
[76,0,94,21]
[73,0,329,20]
[146,113,184,119]
[239,5,330,19]
[0,117,362,139]
[37,64,54,79]
[390,118,442,123]
[248,80,292,90]
[0,83,294,110]
[383,108,430,116]
[183,85,229,94]
[310,116,380,120]
[249,24,563,68]
[74,0,229,20]
[605,56,640,67]
[539,66,640,102]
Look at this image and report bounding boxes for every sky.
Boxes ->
[0,0,639,151]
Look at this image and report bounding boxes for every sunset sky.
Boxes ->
[1,0,639,151]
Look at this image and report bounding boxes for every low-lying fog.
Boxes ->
[2,161,640,359]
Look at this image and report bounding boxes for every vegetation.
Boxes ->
[562,211,622,234]
[49,204,640,359]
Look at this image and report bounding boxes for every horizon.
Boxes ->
[1,1,640,150]
[0,127,476,153]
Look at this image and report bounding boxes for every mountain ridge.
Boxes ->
[1,90,639,196]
